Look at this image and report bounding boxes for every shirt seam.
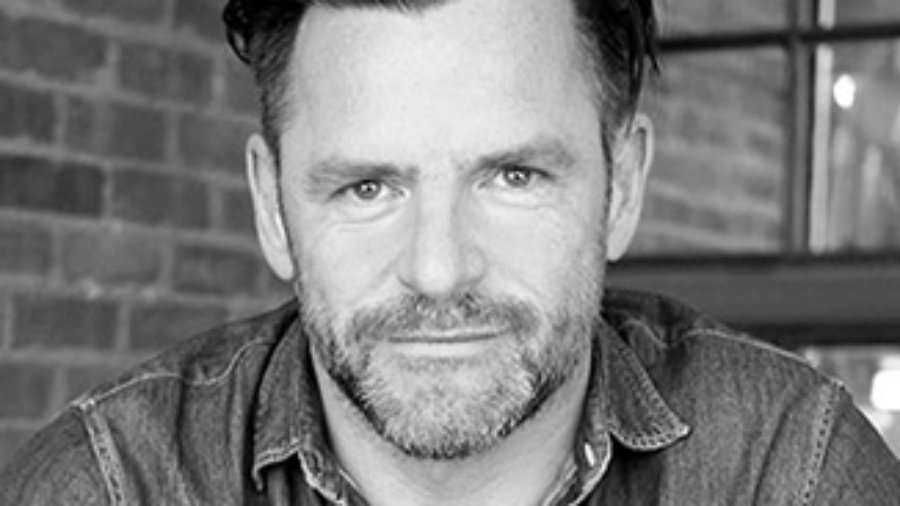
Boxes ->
[681,327,830,370]
[798,382,842,506]
[73,335,272,408]
[600,319,691,448]
[616,317,668,349]
[74,403,126,506]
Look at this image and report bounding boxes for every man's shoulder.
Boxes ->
[0,302,301,504]
[602,287,841,431]
[0,409,110,505]
[40,300,301,503]
[603,287,828,387]
[596,289,900,506]
[78,299,300,408]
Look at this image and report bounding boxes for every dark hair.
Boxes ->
[223,0,658,164]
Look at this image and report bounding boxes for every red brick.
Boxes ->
[644,185,781,252]
[59,0,166,25]
[60,228,164,286]
[670,104,737,149]
[118,42,213,105]
[172,243,260,296]
[0,11,10,70]
[12,294,117,350]
[0,218,53,275]
[177,112,250,174]
[59,161,106,215]
[644,189,694,227]
[129,301,227,350]
[110,169,210,228]
[735,164,783,205]
[0,361,56,418]
[0,80,56,143]
[173,0,222,42]
[3,17,108,83]
[109,102,167,162]
[0,295,8,348]
[175,177,211,228]
[744,122,787,162]
[221,186,256,237]
[62,95,101,154]
[110,169,175,225]
[63,97,167,163]
[0,155,105,217]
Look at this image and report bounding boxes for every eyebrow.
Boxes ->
[304,160,420,194]
[473,137,577,172]
[303,136,577,192]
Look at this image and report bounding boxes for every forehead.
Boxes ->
[284,0,598,164]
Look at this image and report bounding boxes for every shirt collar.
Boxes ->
[548,314,691,505]
[583,319,691,453]
[249,314,345,498]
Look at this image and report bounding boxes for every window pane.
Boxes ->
[834,0,900,25]
[814,41,900,252]
[632,49,790,256]
[658,0,789,36]
[800,346,900,458]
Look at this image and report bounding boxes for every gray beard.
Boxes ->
[301,290,599,460]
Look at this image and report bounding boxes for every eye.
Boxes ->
[347,179,387,201]
[501,167,533,187]
[495,166,546,190]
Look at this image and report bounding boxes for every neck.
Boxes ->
[312,355,591,506]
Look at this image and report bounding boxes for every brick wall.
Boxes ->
[632,0,900,255]
[657,0,787,35]
[0,0,288,467]
[629,0,790,255]
[631,48,788,254]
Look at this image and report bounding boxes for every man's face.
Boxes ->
[252,0,642,459]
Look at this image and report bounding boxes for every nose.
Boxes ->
[396,190,486,300]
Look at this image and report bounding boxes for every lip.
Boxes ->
[388,329,503,345]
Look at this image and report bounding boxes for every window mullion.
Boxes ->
[785,0,815,253]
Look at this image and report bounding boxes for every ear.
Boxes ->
[246,134,296,280]
[606,113,654,262]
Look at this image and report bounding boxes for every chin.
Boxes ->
[333,340,568,460]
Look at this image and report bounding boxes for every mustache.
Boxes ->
[345,292,541,342]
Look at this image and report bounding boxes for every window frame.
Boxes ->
[615,2,900,346]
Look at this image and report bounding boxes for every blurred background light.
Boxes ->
[871,368,900,412]
[833,73,857,109]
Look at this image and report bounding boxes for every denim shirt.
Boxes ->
[2,289,899,505]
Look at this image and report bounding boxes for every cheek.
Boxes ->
[479,203,605,303]
[293,215,406,309]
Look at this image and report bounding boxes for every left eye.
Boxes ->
[497,166,538,188]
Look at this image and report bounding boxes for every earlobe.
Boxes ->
[606,113,654,261]
[246,134,297,280]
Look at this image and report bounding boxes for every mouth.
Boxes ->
[388,328,504,345]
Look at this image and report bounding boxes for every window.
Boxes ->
[610,0,900,456]
[630,0,900,255]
